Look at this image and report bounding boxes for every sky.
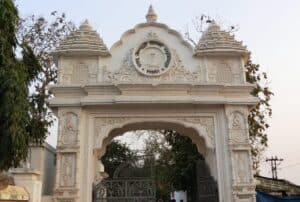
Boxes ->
[15,0,300,184]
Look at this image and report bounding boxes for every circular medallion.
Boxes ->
[133,40,171,76]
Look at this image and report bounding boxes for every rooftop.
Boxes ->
[53,20,110,57]
[194,21,248,57]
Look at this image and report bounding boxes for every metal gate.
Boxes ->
[93,155,156,202]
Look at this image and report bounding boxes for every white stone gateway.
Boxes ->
[49,6,257,202]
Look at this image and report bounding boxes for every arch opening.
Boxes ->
[95,120,213,159]
[93,121,219,202]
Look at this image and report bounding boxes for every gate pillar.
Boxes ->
[225,105,256,202]
[53,109,82,202]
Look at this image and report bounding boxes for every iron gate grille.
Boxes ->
[94,154,156,202]
[93,179,156,202]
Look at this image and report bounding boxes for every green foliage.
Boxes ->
[0,0,40,170]
[163,130,203,191]
[0,0,74,171]
[143,130,203,199]
[100,140,136,178]
[143,132,173,200]
[17,12,75,145]
[101,131,203,200]
[245,57,273,171]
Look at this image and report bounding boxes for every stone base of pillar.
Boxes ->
[11,169,42,202]
[53,188,79,202]
[233,184,256,202]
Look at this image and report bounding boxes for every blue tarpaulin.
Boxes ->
[257,191,300,202]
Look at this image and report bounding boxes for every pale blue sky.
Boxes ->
[16,0,300,184]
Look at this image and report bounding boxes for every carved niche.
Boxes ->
[60,59,98,84]
[209,59,243,84]
[60,153,76,187]
[231,151,251,184]
[216,61,233,84]
[72,63,88,84]
[60,112,78,145]
[228,111,248,144]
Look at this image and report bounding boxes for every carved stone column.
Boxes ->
[225,105,256,202]
[54,109,81,202]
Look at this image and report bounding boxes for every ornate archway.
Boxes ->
[93,119,219,202]
[50,6,257,202]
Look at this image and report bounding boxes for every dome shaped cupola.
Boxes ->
[194,21,248,57]
[53,20,110,57]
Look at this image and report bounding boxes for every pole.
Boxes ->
[266,156,283,179]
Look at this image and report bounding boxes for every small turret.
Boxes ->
[194,21,248,57]
[53,20,110,85]
[53,20,110,57]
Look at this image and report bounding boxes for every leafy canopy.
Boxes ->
[100,140,137,178]
[0,0,40,170]
[0,0,74,171]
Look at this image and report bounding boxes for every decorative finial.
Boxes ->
[79,19,92,30]
[207,20,221,32]
[146,5,157,23]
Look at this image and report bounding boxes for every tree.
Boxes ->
[245,59,273,171]
[143,130,203,201]
[0,0,75,171]
[100,131,204,200]
[184,17,273,171]
[101,140,137,178]
[17,11,75,145]
[143,131,174,201]
[163,130,203,191]
[0,0,40,170]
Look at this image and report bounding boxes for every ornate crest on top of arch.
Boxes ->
[110,23,194,52]
[103,48,206,84]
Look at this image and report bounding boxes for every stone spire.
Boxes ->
[194,21,248,57]
[53,20,110,56]
[146,5,157,23]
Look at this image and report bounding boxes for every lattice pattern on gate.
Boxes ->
[93,155,156,202]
